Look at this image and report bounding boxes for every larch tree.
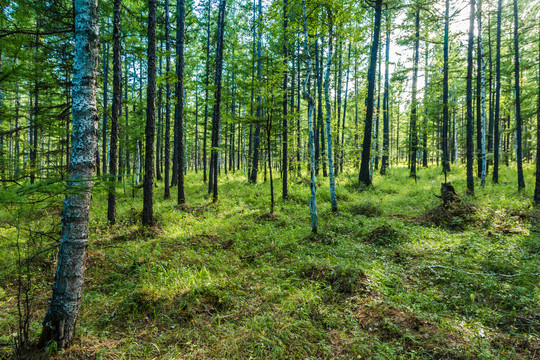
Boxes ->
[107,0,122,224]
[39,0,100,348]
[324,5,337,213]
[176,0,186,205]
[164,0,172,199]
[493,0,501,184]
[513,0,525,190]
[302,0,317,232]
[210,0,227,202]
[359,0,382,187]
[409,6,420,181]
[466,0,476,195]
[142,0,157,226]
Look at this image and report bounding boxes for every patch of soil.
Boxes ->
[364,225,408,246]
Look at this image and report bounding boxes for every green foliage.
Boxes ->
[1,164,538,359]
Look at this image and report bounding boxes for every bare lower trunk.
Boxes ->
[40,0,99,349]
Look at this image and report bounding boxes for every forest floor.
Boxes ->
[1,164,539,359]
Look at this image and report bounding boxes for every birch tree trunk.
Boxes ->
[39,0,99,349]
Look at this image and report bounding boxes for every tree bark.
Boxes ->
[409,8,420,180]
[466,0,476,195]
[359,0,382,187]
[324,7,337,212]
[442,0,450,175]
[513,0,525,190]
[282,0,288,199]
[302,0,317,232]
[210,0,227,202]
[39,0,99,348]
[142,0,157,225]
[535,19,540,204]
[176,0,186,205]
[108,0,122,224]
[381,9,390,175]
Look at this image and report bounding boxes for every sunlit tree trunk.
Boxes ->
[39,0,99,348]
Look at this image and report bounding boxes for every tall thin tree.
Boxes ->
[176,0,186,204]
[142,0,157,225]
[359,0,382,187]
[210,0,227,202]
[466,0,476,195]
[108,0,122,224]
[39,0,99,348]
[513,0,525,190]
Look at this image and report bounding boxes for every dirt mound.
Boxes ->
[364,225,408,246]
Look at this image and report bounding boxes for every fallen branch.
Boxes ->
[426,265,540,278]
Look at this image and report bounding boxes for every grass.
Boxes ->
[0,163,539,359]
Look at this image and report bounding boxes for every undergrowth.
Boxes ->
[0,164,538,359]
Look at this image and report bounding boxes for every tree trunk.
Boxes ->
[466,0,476,195]
[340,43,350,174]
[324,7,337,213]
[176,0,186,205]
[210,0,227,202]
[359,0,382,186]
[39,0,99,348]
[409,8,420,181]
[381,9,390,175]
[102,41,109,175]
[249,0,262,184]
[493,0,501,183]
[302,0,317,232]
[535,19,540,204]
[513,0,525,190]
[282,0,288,199]
[108,0,122,224]
[442,0,450,175]
[477,0,487,186]
[164,0,172,199]
[142,0,157,225]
